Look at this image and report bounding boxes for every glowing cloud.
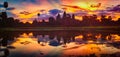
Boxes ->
[0,0,120,22]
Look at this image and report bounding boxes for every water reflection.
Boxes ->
[0,31,120,57]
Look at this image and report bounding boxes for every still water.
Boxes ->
[0,31,120,57]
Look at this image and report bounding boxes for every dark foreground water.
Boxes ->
[0,30,120,57]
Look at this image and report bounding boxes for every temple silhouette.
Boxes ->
[0,1,120,27]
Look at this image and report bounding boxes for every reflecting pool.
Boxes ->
[0,31,120,57]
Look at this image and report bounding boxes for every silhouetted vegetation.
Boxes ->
[1,11,120,28]
[0,1,120,28]
[0,31,120,57]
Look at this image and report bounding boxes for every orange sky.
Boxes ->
[1,0,120,23]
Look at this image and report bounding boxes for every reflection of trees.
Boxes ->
[0,31,120,47]
[0,31,25,57]
[0,31,16,57]
[0,31,119,57]
[1,31,120,44]
[0,49,9,57]
[101,53,120,57]
[32,31,120,48]
[0,31,21,47]
[33,31,76,44]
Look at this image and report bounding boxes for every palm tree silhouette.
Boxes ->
[3,1,8,12]
[37,13,40,20]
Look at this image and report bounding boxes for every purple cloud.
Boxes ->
[107,5,120,12]
[49,9,63,15]
[40,9,46,12]
[75,11,88,16]
[94,10,112,15]
[20,11,31,15]
[39,14,52,20]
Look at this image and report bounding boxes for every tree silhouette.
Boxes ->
[37,13,40,20]
[3,1,8,12]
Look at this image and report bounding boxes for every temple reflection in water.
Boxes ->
[0,31,120,57]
